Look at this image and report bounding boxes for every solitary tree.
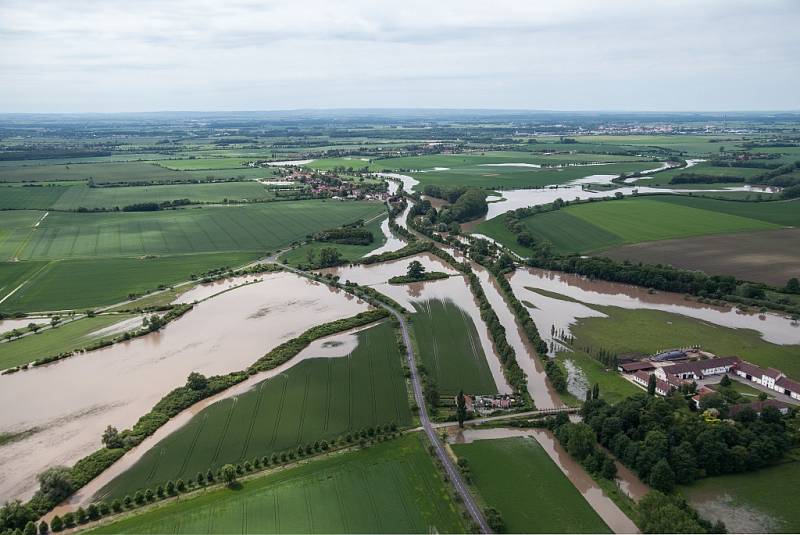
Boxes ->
[456,390,467,428]
[221,464,238,487]
[647,374,657,396]
[318,247,342,268]
[49,517,62,533]
[407,260,425,280]
[185,372,208,390]
[592,383,600,400]
[38,521,49,535]
[101,426,123,449]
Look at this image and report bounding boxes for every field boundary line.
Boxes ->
[267,376,289,449]
[241,381,266,461]
[210,397,237,466]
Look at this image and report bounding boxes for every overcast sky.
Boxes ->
[1,0,798,113]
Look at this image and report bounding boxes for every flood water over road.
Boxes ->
[0,272,369,503]
[508,268,800,350]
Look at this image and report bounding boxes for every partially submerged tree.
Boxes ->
[406,260,425,280]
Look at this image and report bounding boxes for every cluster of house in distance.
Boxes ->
[619,349,800,406]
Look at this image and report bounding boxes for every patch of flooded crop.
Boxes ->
[0,272,369,502]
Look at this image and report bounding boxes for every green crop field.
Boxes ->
[411,299,497,396]
[478,196,791,255]
[629,162,764,186]
[0,182,281,210]
[655,196,800,226]
[0,200,385,261]
[89,434,465,534]
[683,461,800,533]
[95,321,411,499]
[280,215,388,267]
[156,158,255,170]
[565,304,800,378]
[0,260,49,300]
[0,161,272,184]
[452,437,611,533]
[0,252,258,313]
[307,151,659,190]
[0,313,135,370]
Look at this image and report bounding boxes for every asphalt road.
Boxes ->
[383,303,491,534]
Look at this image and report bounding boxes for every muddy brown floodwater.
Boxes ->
[448,428,640,533]
[0,272,369,503]
[323,254,512,393]
[47,322,379,517]
[509,268,800,351]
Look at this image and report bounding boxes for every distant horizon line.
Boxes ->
[1,107,800,116]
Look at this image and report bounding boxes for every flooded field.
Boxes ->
[324,254,512,393]
[509,268,800,350]
[471,264,563,408]
[50,322,377,515]
[0,317,49,336]
[449,428,639,533]
[0,272,369,502]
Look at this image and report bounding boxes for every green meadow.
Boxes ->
[566,305,800,379]
[452,437,611,533]
[89,434,466,534]
[477,195,794,255]
[95,321,411,500]
[279,215,388,267]
[411,299,498,396]
[0,314,135,370]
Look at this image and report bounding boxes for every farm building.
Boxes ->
[632,371,676,396]
[733,361,783,389]
[731,361,800,401]
[617,361,656,374]
[655,356,739,381]
[463,394,517,414]
[775,377,800,401]
[728,399,792,417]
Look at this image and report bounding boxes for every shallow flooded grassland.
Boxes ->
[509,268,800,350]
[0,272,370,502]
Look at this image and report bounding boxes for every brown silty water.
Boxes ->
[449,428,640,534]
[509,268,800,348]
[0,272,370,503]
[323,253,512,394]
[47,322,379,518]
